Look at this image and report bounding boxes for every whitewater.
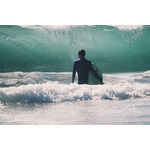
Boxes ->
[0,71,150,125]
[0,25,150,124]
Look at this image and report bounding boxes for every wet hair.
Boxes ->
[78,49,86,57]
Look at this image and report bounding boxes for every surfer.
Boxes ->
[72,49,103,85]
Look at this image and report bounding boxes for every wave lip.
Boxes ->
[20,25,144,31]
[19,25,73,30]
[114,25,143,30]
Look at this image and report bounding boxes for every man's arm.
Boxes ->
[72,62,76,83]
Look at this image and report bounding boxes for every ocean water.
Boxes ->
[0,25,150,125]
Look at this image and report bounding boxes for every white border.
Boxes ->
[0,125,150,150]
[0,0,149,25]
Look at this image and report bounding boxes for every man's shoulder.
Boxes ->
[74,59,92,64]
[74,60,80,66]
[74,60,80,63]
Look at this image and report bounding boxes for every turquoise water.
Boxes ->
[0,25,149,73]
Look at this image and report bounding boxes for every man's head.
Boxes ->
[78,49,86,59]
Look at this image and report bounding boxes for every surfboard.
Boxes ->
[88,63,103,85]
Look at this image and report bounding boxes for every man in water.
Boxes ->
[72,49,103,85]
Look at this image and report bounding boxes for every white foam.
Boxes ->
[144,70,150,74]
[0,72,149,103]
[20,25,144,31]
[114,25,143,30]
[19,25,73,30]
[143,70,150,78]
[0,72,150,125]
[0,80,149,103]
